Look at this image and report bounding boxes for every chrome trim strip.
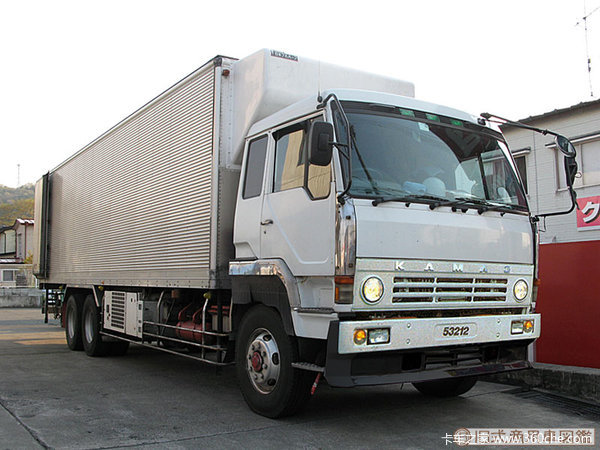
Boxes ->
[335,199,356,275]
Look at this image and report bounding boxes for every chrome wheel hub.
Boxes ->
[246,328,280,394]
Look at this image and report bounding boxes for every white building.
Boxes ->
[502,98,600,369]
[0,219,35,287]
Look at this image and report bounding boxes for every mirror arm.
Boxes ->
[480,112,559,138]
[318,93,353,203]
[332,142,349,149]
[483,112,579,221]
[535,171,578,221]
[534,191,577,221]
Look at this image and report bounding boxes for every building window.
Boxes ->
[17,233,23,259]
[513,154,528,194]
[557,138,600,189]
[581,139,600,185]
[2,270,15,282]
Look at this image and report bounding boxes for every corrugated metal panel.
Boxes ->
[47,63,217,287]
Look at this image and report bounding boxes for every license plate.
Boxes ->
[437,323,476,338]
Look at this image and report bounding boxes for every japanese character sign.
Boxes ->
[576,195,600,229]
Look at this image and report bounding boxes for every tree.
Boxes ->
[0,198,34,227]
[0,184,34,204]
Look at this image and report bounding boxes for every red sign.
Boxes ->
[576,195,600,229]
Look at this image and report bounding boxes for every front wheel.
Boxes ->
[235,305,312,418]
[412,377,477,397]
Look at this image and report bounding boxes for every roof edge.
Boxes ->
[503,98,600,127]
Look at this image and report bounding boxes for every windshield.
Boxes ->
[334,104,527,211]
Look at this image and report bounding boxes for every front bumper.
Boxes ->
[338,314,540,354]
[324,315,538,388]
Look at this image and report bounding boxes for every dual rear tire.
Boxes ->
[65,294,84,351]
[65,292,129,357]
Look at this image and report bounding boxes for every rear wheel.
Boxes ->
[82,294,109,356]
[412,377,477,397]
[65,294,84,351]
[235,305,312,418]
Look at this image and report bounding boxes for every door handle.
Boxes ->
[261,219,273,225]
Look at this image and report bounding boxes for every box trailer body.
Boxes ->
[34,50,413,289]
[35,49,544,418]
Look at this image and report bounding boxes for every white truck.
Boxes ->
[33,49,578,418]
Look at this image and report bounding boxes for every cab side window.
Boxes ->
[273,120,331,199]
[243,135,268,199]
[274,127,305,192]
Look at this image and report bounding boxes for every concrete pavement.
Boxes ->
[1,309,598,449]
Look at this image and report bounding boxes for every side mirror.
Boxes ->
[308,121,334,166]
[555,135,576,157]
[564,156,578,187]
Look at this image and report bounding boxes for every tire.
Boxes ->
[235,305,313,418]
[65,294,84,351]
[81,294,109,357]
[412,377,477,397]
[108,340,130,356]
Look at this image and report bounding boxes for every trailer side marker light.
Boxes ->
[354,329,367,345]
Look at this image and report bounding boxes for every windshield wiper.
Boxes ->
[453,197,523,214]
[372,194,448,208]
[373,194,525,214]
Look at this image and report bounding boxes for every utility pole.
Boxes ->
[17,164,20,187]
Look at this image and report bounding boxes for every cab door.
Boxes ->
[233,135,269,259]
[260,118,335,276]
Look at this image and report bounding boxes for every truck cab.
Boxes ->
[230,87,538,415]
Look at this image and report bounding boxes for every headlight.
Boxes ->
[361,276,384,304]
[513,279,528,301]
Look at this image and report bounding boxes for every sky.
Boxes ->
[1,0,599,188]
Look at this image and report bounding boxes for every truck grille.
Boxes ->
[392,276,508,303]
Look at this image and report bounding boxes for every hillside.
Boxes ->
[0,184,35,227]
[0,183,35,204]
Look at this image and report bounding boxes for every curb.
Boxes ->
[484,362,600,405]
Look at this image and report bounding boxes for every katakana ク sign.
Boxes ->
[576,195,600,230]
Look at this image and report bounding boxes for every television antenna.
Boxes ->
[576,2,600,97]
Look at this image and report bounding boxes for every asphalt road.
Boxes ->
[1,308,598,449]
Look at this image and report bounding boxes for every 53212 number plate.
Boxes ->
[436,323,477,339]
